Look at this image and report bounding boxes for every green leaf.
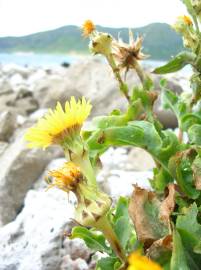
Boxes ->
[181,113,201,131]
[188,124,201,145]
[114,217,132,250]
[151,167,174,192]
[153,51,196,74]
[70,226,111,254]
[113,197,129,222]
[168,151,200,199]
[170,230,189,270]
[161,88,187,126]
[96,257,121,270]
[113,197,134,249]
[176,203,201,269]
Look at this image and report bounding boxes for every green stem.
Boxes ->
[106,54,130,102]
[72,152,97,187]
[95,215,127,263]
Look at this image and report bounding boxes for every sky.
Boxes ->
[0,0,187,37]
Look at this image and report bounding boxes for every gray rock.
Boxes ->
[0,93,38,116]
[0,129,61,226]
[62,239,91,261]
[0,141,8,156]
[0,111,16,141]
[0,189,75,270]
[60,256,88,270]
[33,58,126,116]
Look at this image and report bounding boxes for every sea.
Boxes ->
[0,52,192,77]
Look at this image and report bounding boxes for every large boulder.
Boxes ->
[0,129,61,226]
[33,58,127,116]
[0,189,75,270]
[0,111,16,141]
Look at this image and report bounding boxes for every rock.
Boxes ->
[33,58,126,115]
[0,78,13,95]
[0,189,75,270]
[29,108,48,122]
[0,111,16,141]
[99,147,155,171]
[127,148,155,171]
[0,129,61,226]
[0,141,8,156]
[98,169,152,198]
[60,256,88,270]
[62,239,91,261]
[14,96,39,115]
[0,92,39,116]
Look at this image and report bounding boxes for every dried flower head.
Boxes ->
[47,162,82,193]
[127,251,162,270]
[112,30,147,74]
[82,20,96,37]
[25,97,92,149]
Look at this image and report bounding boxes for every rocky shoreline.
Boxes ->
[0,58,189,270]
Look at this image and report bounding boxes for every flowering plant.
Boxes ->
[25,0,201,269]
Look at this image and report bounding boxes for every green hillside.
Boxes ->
[0,23,183,60]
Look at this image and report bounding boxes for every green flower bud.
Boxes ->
[75,183,112,227]
[191,0,201,21]
[172,15,199,50]
[89,32,113,57]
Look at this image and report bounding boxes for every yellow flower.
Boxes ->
[46,162,82,193]
[24,97,92,149]
[82,20,96,37]
[127,251,162,270]
[178,15,193,26]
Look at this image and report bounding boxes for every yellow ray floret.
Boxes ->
[82,20,96,37]
[178,15,193,26]
[25,97,92,148]
[127,251,162,270]
[47,162,82,193]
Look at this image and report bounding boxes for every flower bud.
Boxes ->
[191,0,201,21]
[89,32,113,57]
[172,16,198,50]
[75,183,112,227]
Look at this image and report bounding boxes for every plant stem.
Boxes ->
[178,128,183,143]
[96,215,127,263]
[70,152,97,187]
[106,54,130,102]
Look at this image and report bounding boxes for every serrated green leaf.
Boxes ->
[168,151,200,199]
[96,257,121,270]
[176,203,201,269]
[112,197,134,249]
[151,167,174,192]
[181,113,201,131]
[114,216,132,249]
[170,230,189,270]
[153,52,196,74]
[188,124,201,145]
[113,197,129,222]
[70,226,111,254]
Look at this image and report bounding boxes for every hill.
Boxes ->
[0,23,183,60]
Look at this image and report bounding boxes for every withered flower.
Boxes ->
[112,30,148,76]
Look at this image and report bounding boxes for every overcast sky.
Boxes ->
[0,0,187,37]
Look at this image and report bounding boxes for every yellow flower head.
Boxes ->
[178,15,193,26]
[46,162,82,193]
[82,20,96,37]
[25,97,92,149]
[127,251,162,270]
